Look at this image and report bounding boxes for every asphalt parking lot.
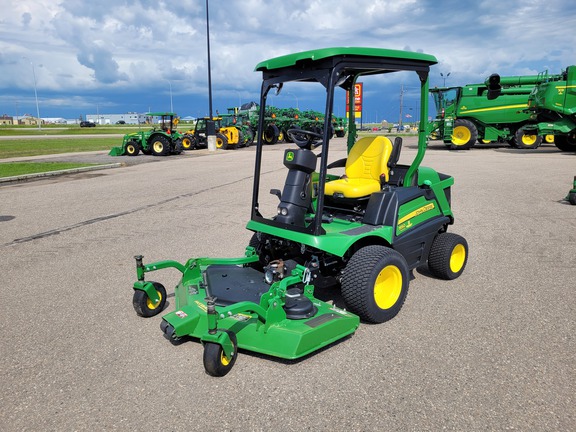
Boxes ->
[1,137,574,431]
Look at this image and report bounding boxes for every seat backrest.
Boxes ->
[346,136,394,182]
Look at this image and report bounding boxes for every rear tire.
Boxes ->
[150,135,171,156]
[341,246,409,323]
[554,134,576,152]
[181,134,194,150]
[450,119,477,150]
[263,124,279,144]
[428,233,468,280]
[172,139,183,154]
[244,129,254,147]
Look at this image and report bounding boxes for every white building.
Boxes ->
[85,112,147,125]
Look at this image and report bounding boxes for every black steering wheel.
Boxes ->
[287,128,323,150]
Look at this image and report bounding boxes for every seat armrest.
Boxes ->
[327,158,347,169]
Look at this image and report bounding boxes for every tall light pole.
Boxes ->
[23,57,41,130]
[166,80,173,112]
[440,72,451,87]
[205,0,216,150]
[286,91,299,110]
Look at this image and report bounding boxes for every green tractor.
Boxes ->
[129,47,469,376]
[109,112,183,156]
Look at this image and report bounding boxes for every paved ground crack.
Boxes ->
[3,171,276,247]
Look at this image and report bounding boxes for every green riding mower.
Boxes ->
[109,112,183,156]
[129,47,469,376]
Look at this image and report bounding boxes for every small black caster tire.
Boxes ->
[203,331,238,377]
[132,282,167,317]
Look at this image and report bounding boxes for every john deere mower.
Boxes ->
[130,47,469,376]
[109,112,183,156]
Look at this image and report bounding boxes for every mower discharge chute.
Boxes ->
[130,47,469,376]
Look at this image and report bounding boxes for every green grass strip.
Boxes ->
[0,138,119,159]
[0,162,101,178]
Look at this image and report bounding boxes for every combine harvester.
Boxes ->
[430,66,576,150]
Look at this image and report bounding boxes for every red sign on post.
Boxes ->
[346,82,363,119]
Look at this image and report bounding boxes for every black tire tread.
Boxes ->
[341,245,409,323]
[428,232,468,280]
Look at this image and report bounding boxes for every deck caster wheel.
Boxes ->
[132,282,167,317]
[428,233,468,280]
[203,331,237,377]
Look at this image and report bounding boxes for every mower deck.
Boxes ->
[140,255,359,360]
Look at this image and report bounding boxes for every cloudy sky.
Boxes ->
[1,0,575,122]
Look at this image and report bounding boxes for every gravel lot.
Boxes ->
[1,137,574,431]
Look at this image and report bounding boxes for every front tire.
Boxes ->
[125,140,140,156]
[215,133,228,150]
[341,246,409,323]
[450,119,478,150]
[132,282,167,317]
[428,233,468,280]
[203,331,237,377]
[514,128,542,149]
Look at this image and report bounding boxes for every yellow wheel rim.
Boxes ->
[450,244,466,273]
[545,135,554,143]
[127,144,136,154]
[373,265,403,310]
[278,131,284,142]
[452,126,471,146]
[182,138,192,149]
[153,141,164,153]
[220,351,231,366]
[521,134,538,146]
[216,138,224,148]
[146,290,162,310]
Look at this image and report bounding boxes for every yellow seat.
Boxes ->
[324,136,393,198]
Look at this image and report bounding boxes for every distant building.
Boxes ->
[86,112,148,125]
[0,114,14,125]
[42,117,67,124]
[19,115,44,126]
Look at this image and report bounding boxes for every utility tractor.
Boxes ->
[129,47,469,376]
[182,117,241,150]
[109,112,183,156]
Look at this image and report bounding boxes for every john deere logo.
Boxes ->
[286,151,294,162]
